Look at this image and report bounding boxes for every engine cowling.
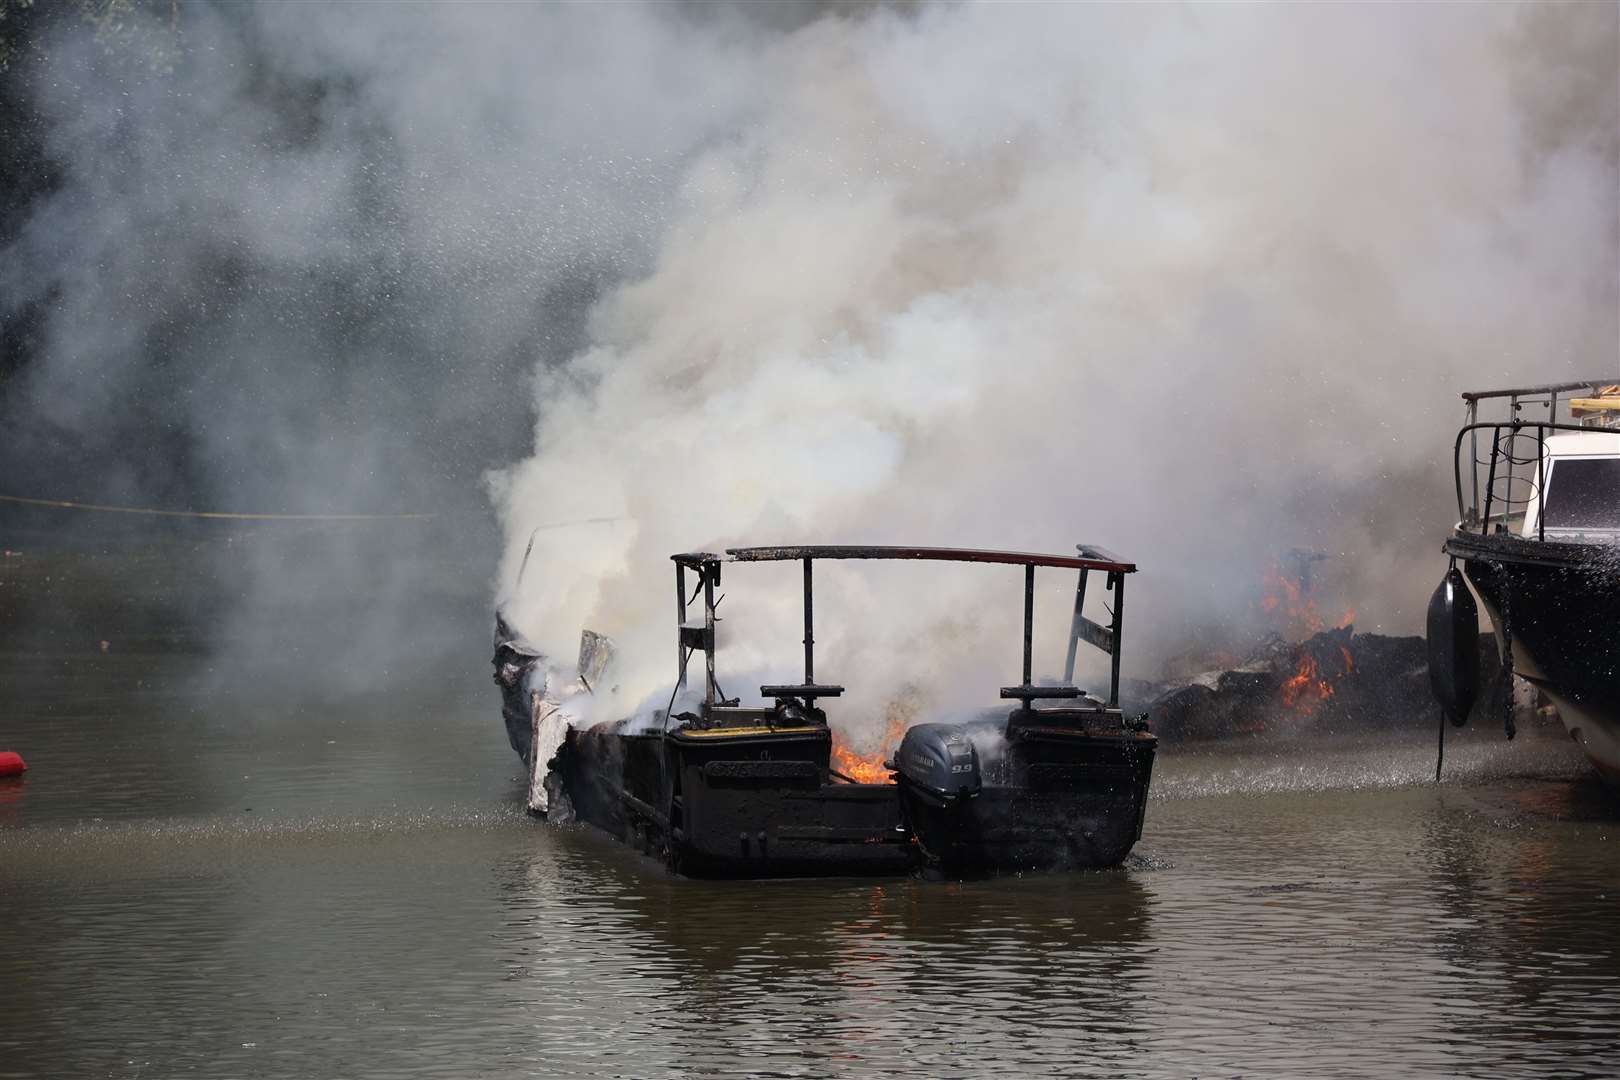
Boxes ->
[894,723,981,804]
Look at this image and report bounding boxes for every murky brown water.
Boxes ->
[3,546,1619,1078]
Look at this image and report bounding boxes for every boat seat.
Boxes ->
[1006,703,1119,733]
[761,683,845,701]
[999,685,1082,700]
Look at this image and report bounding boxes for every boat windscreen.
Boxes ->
[1544,458,1620,530]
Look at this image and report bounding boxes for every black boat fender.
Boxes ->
[1425,565,1479,727]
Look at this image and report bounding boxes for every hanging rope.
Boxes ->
[0,492,432,522]
[6,492,628,533]
[1435,701,1446,783]
[1500,579,1517,741]
[1436,555,1455,784]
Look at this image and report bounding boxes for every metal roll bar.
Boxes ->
[669,544,1137,715]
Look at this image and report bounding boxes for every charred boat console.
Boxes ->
[891,551,1154,875]
[540,544,1156,878]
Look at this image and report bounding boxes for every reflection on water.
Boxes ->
[494,836,1156,1077]
[3,596,1619,1077]
[5,767,1619,1077]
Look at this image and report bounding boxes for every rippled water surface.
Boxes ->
[3,567,1619,1078]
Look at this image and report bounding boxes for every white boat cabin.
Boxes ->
[1521,430,1620,540]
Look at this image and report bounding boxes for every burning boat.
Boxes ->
[498,544,1156,878]
[1427,380,1620,785]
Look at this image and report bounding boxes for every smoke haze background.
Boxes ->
[490,2,1619,725]
[1,3,1615,719]
[0,1,790,691]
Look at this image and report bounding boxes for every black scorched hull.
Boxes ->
[1446,530,1620,783]
[899,726,1156,875]
[552,719,1155,878]
[556,723,913,878]
[666,726,912,877]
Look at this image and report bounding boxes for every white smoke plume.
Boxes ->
[0,2,787,690]
[4,3,1609,714]
[490,3,1618,731]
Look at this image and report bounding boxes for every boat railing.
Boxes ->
[1453,420,1609,541]
[1453,379,1617,540]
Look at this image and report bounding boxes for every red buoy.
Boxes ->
[0,752,27,777]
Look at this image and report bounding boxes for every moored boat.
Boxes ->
[1426,380,1620,784]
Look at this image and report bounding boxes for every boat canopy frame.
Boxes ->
[669,544,1138,718]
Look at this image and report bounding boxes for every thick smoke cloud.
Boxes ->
[0,2,784,685]
[490,3,1618,728]
[1,3,1614,714]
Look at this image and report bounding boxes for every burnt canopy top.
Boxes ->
[672,544,1136,575]
[668,542,1136,714]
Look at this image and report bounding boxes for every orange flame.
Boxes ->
[830,741,893,784]
[1279,645,1356,715]
[829,708,910,784]
[1260,561,1355,640]
[1261,562,1324,635]
[1280,654,1333,713]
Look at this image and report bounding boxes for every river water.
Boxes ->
[3,542,1619,1079]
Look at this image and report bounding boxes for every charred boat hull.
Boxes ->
[667,726,911,876]
[555,723,912,878]
[552,716,1156,878]
[896,718,1156,875]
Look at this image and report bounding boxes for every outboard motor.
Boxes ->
[893,723,982,807]
[1426,566,1479,727]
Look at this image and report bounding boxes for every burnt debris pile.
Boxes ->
[1140,626,1515,740]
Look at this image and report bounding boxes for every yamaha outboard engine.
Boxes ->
[894,723,983,807]
[1426,566,1479,727]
